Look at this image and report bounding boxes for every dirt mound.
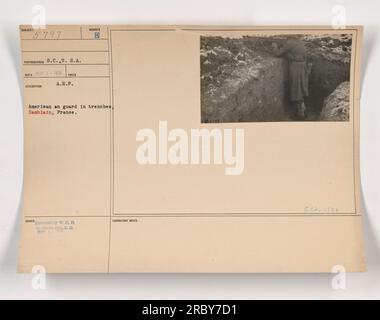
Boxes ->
[320,82,350,121]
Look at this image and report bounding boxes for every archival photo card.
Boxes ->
[18,26,364,273]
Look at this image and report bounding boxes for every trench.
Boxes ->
[304,55,350,119]
[201,36,351,123]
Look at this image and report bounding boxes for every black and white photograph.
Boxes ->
[201,33,353,123]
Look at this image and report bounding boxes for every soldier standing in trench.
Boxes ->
[265,37,312,120]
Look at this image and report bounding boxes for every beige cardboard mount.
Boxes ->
[18,25,365,273]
